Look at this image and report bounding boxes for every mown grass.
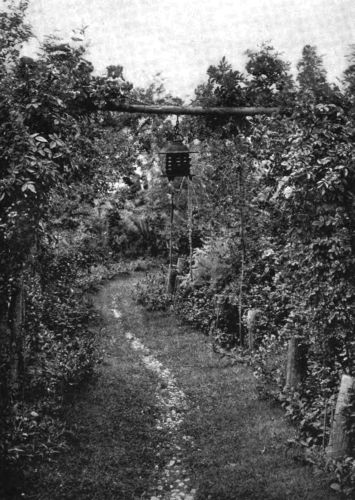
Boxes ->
[139,307,338,500]
[24,279,165,500]
[25,274,338,499]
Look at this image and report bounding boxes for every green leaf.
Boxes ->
[21,182,36,193]
[330,483,341,492]
[35,136,47,143]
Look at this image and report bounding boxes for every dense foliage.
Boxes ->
[0,2,137,496]
[2,0,355,496]
[134,43,355,494]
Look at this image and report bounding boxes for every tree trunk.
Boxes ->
[327,374,355,460]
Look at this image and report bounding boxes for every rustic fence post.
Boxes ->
[174,257,187,294]
[9,276,25,391]
[176,257,186,275]
[166,266,177,295]
[327,374,355,460]
[284,335,304,391]
[214,294,224,330]
[246,308,261,351]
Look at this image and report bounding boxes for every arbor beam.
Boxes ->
[104,102,280,117]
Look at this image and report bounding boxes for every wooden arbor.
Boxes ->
[103,102,280,293]
[100,100,355,459]
[103,102,280,117]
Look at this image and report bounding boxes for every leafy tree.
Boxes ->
[296,44,332,100]
[343,45,355,118]
[166,48,355,476]
[0,0,31,69]
[0,4,140,493]
[245,43,294,106]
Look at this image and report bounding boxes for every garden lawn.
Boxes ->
[26,273,337,499]
[25,277,165,500]
[126,279,338,500]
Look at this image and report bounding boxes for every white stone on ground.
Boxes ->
[123,329,196,500]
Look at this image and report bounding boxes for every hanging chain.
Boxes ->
[187,177,193,280]
[172,115,183,142]
[169,184,174,270]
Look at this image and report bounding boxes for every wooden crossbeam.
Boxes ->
[104,102,280,116]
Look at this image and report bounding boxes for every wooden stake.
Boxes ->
[322,398,328,450]
[9,276,25,391]
[176,257,186,275]
[247,309,261,351]
[327,374,355,459]
[166,266,177,295]
[285,336,303,391]
[215,295,224,330]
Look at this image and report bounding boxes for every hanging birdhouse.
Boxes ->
[161,117,191,181]
[165,140,191,181]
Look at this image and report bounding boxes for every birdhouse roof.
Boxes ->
[164,140,189,154]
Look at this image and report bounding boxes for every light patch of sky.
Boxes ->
[23,0,355,101]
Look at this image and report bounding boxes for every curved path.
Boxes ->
[32,274,337,499]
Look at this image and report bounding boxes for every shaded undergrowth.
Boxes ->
[23,278,165,500]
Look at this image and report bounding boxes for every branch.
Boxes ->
[103,102,280,117]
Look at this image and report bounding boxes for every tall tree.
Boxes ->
[296,45,331,99]
[343,44,355,112]
[245,43,294,106]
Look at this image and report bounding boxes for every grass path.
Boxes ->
[29,274,337,499]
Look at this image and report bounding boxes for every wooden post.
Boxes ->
[166,266,177,295]
[215,294,224,330]
[285,335,303,391]
[176,257,186,275]
[9,277,25,391]
[327,374,355,460]
[247,309,261,351]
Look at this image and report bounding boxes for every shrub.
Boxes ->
[0,250,99,498]
[192,236,235,291]
[174,281,215,334]
[134,269,172,311]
